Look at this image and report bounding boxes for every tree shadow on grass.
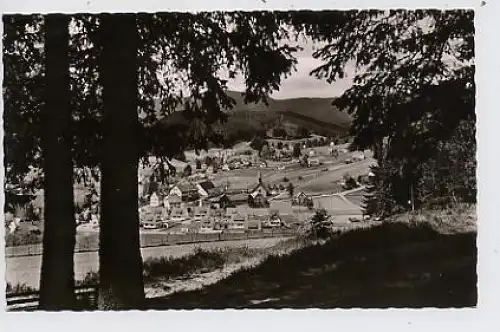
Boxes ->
[146,223,477,309]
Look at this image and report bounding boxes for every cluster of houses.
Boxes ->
[138,172,313,232]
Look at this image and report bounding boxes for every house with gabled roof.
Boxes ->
[164,194,183,210]
[169,181,199,202]
[150,192,164,208]
[196,180,216,198]
[249,171,274,198]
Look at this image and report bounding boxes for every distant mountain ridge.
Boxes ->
[223,90,351,136]
[158,90,352,148]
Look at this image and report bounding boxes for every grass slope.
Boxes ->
[147,222,477,309]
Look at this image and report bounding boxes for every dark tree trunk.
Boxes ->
[98,13,145,309]
[39,14,77,310]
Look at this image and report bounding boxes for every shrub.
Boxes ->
[6,282,36,294]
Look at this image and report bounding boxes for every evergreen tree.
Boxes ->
[292,10,474,214]
[247,195,255,208]
[363,165,380,217]
[310,208,331,240]
[292,143,301,158]
[287,182,294,197]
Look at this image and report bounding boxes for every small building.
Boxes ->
[292,191,313,207]
[199,221,214,233]
[225,193,249,206]
[225,207,239,220]
[228,213,247,230]
[170,207,189,223]
[252,192,268,208]
[164,194,183,210]
[269,184,279,196]
[142,212,164,229]
[308,157,321,167]
[263,213,282,228]
[196,180,216,198]
[150,192,163,208]
[247,219,262,230]
[169,181,199,202]
[193,206,211,222]
[250,172,272,197]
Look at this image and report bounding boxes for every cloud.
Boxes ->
[227,40,355,99]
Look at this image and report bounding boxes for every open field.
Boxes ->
[211,167,276,190]
[210,154,368,193]
[146,217,477,309]
[297,159,374,195]
[345,192,365,207]
[312,195,363,214]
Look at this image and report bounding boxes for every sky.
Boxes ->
[225,38,356,100]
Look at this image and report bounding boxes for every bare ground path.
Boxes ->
[146,222,476,309]
[5,237,287,289]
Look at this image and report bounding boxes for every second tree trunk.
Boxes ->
[98,13,145,309]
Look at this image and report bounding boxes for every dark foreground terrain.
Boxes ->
[146,222,477,309]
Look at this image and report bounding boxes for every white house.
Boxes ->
[225,207,239,221]
[228,213,247,230]
[263,213,282,228]
[170,207,189,223]
[193,206,211,222]
[199,218,217,233]
[150,192,161,207]
[164,194,183,210]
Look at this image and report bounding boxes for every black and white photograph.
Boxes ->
[2,4,479,312]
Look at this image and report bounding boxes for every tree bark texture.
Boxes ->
[39,14,77,310]
[98,13,145,310]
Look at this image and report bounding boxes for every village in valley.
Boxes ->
[112,135,372,235]
[5,131,375,240]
